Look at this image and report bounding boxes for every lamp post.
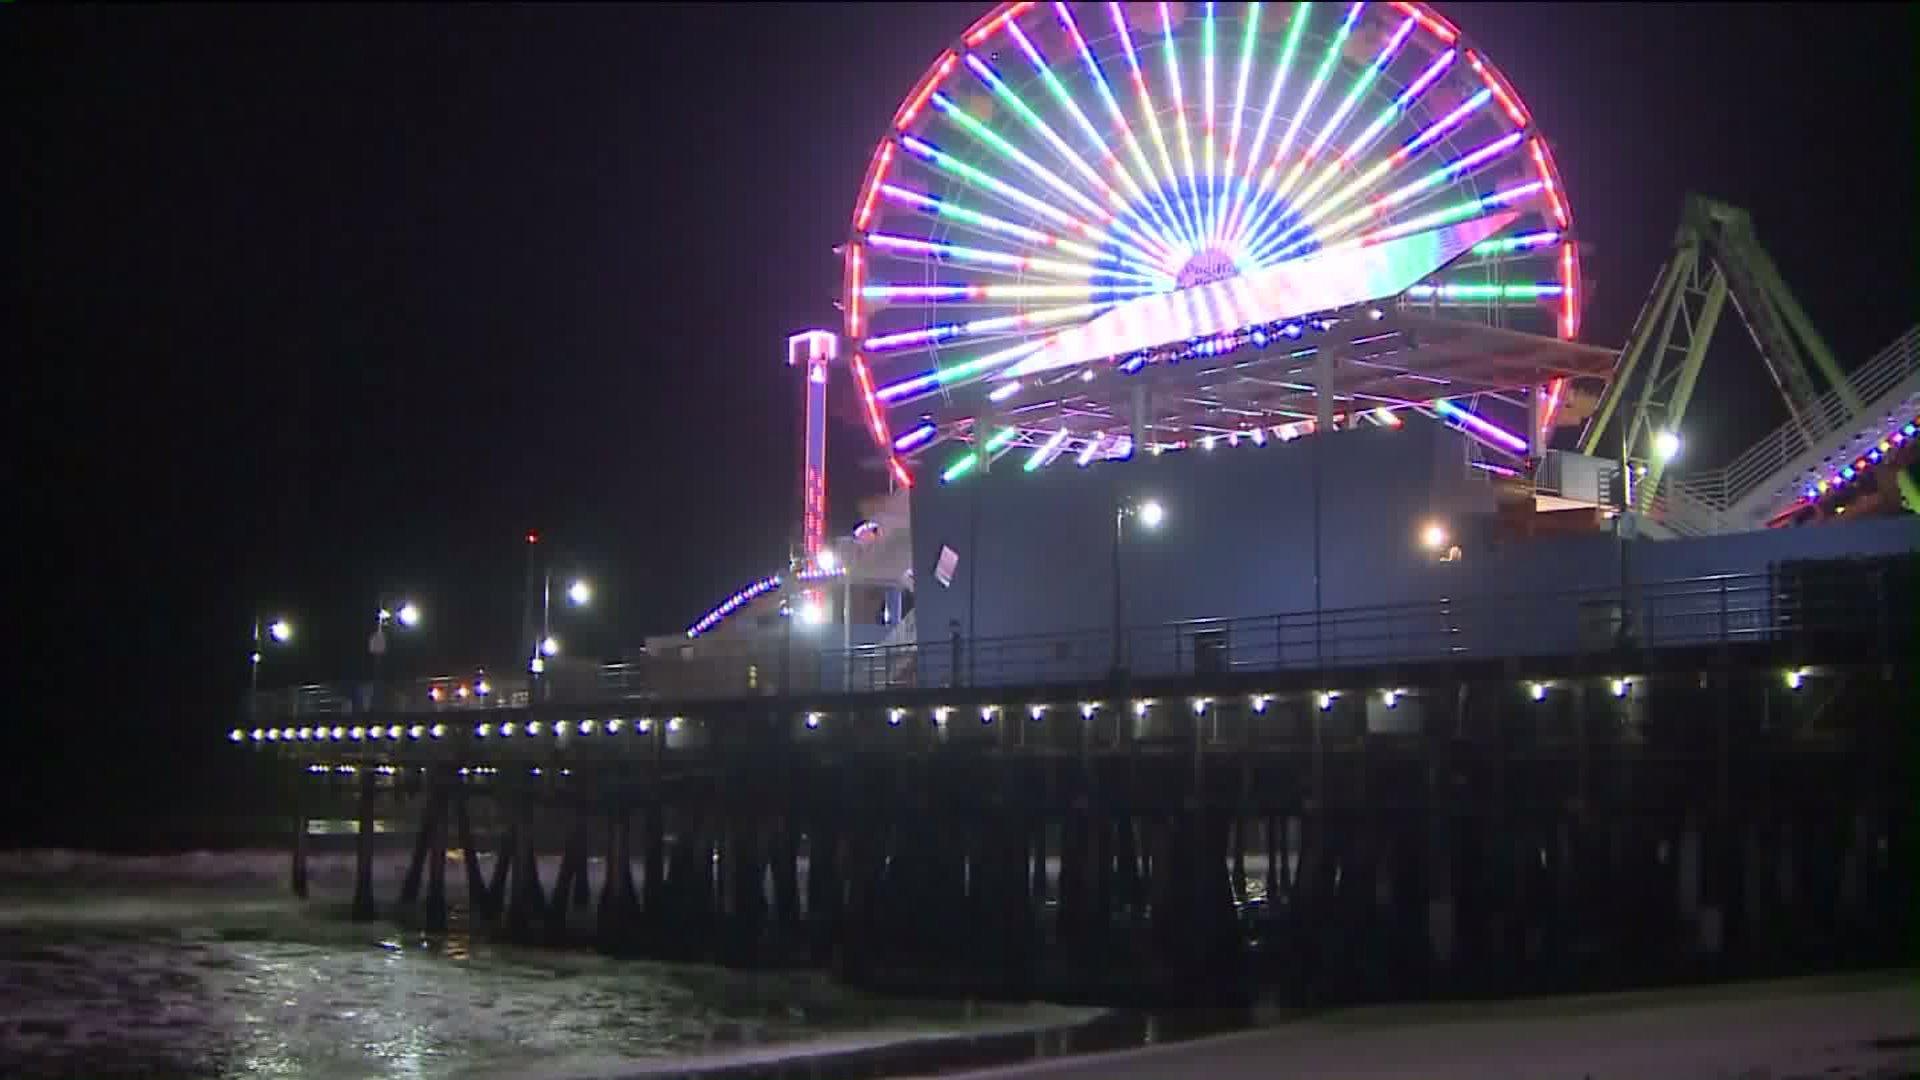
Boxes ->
[523,531,592,703]
[249,616,293,722]
[369,597,421,710]
[250,616,294,694]
[1111,495,1165,676]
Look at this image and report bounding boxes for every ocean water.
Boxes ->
[0,850,1094,1080]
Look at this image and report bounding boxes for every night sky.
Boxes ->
[14,4,1915,844]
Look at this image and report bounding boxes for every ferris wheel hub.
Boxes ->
[1175,249,1241,290]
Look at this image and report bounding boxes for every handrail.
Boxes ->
[1642,482,1725,538]
[241,565,1905,720]
[1665,326,1920,518]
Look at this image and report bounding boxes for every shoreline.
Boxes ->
[5,851,1914,1080]
[505,970,1919,1080]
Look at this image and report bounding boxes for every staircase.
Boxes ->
[1655,326,1920,534]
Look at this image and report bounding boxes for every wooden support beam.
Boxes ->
[350,767,377,922]
[454,790,493,918]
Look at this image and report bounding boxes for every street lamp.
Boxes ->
[1653,429,1682,463]
[526,535,593,699]
[249,616,295,722]
[370,597,421,708]
[1112,495,1166,675]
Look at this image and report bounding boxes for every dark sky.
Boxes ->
[12,4,1915,840]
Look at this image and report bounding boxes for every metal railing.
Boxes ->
[1664,325,1920,523]
[242,567,1902,719]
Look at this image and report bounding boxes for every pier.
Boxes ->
[234,561,1916,1006]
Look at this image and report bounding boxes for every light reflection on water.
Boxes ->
[0,852,1091,1080]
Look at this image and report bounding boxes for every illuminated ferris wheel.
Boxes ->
[842,1,1590,486]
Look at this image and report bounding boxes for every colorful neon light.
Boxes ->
[893,422,937,452]
[961,52,1180,264]
[1276,16,1417,212]
[1799,414,1920,503]
[864,230,1156,282]
[1434,399,1529,454]
[966,2,1032,45]
[1229,2,1362,251]
[1393,1,1458,43]
[861,283,1156,302]
[687,575,782,638]
[788,331,838,567]
[1471,230,1562,257]
[1221,0,1311,249]
[1405,283,1565,300]
[1539,377,1566,445]
[847,1,1577,483]
[1254,88,1499,260]
[879,183,1141,268]
[1109,0,1196,247]
[1024,427,1070,471]
[1467,50,1529,127]
[894,53,956,130]
[863,301,1113,354]
[1006,19,1167,247]
[855,142,894,231]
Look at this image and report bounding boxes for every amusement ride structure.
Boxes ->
[677,0,1918,650]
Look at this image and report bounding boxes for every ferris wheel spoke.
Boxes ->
[865,231,1166,284]
[877,340,1050,404]
[863,301,1119,355]
[1226,1,1364,255]
[1248,85,1495,262]
[1270,14,1416,221]
[1219,0,1312,260]
[1404,283,1564,302]
[1321,178,1545,256]
[878,183,1144,270]
[1055,3,1196,258]
[1218,1,1262,246]
[1283,45,1455,222]
[1005,19,1189,267]
[1260,127,1524,263]
[930,93,1110,225]
[1157,3,1204,251]
[897,134,1170,279]
[923,93,1176,275]
[1109,2,1203,251]
[861,282,1159,304]
[1201,3,1221,244]
[960,51,1184,270]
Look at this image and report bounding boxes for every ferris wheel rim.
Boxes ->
[842,1,1582,484]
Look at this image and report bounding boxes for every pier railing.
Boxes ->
[245,567,1901,719]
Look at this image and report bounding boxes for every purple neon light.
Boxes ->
[877,371,940,402]
[1433,398,1528,453]
[893,422,937,452]
[687,575,783,638]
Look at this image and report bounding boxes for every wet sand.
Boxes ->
[916,973,1918,1080]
